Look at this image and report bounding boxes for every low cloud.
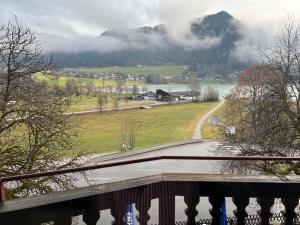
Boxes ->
[38,34,130,53]
[1,0,216,53]
[170,35,222,50]
[38,31,169,53]
[231,17,286,63]
[2,0,300,56]
[38,23,222,53]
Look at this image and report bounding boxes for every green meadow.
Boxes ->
[70,101,219,155]
[35,73,138,87]
[78,65,188,77]
[69,96,154,112]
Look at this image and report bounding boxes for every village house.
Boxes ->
[156,89,196,101]
[142,91,156,100]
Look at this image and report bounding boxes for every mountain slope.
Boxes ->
[53,11,247,77]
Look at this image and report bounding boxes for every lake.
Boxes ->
[146,82,236,99]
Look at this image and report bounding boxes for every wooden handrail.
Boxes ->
[1,155,300,205]
[1,155,300,182]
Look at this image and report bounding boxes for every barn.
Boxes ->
[156,89,196,101]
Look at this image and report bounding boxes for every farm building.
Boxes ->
[156,89,196,101]
[142,91,156,100]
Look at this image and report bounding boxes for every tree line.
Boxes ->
[39,76,150,112]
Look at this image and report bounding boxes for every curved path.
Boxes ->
[193,100,225,139]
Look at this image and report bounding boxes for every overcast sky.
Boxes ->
[1,0,300,52]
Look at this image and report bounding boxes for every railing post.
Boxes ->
[282,197,299,225]
[184,183,200,225]
[111,191,128,225]
[233,195,249,225]
[257,197,273,225]
[159,182,175,225]
[135,186,151,225]
[83,196,100,225]
[54,214,73,225]
[209,195,224,225]
[0,179,5,207]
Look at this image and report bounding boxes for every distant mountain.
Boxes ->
[53,11,248,77]
[101,24,167,37]
[192,11,237,36]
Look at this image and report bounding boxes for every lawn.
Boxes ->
[78,65,188,77]
[35,73,138,87]
[201,102,226,139]
[71,102,219,155]
[69,96,154,112]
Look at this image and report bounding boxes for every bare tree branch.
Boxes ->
[0,18,83,199]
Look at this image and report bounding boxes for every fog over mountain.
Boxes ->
[52,11,247,76]
[1,0,300,76]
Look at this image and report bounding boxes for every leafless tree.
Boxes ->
[51,78,66,97]
[101,79,106,90]
[119,117,136,152]
[65,78,79,97]
[85,80,95,96]
[264,16,300,139]
[188,75,201,102]
[221,16,300,174]
[77,79,84,97]
[107,85,113,94]
[112,76,126,111]
[112,94,120,111]
[115,75,126,94]
[0,19,82,198]
[203,86,219,102]
[141,85,148,93]
[97,91,108,112]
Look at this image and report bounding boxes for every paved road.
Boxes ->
[193,100,225,139]
[74,141,251,224]
[84,141,220,184]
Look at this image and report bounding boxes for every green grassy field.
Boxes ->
[71,102,219,155]
[35,73,138,87]
[201,103,226,139]
[79,65,188,77]
[69,96,154,112]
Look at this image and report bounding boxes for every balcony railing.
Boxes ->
[1,156,300,225]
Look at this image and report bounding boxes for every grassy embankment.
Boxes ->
[79,65,188,77]
[201,103,226,139]
[70,101,219,155]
